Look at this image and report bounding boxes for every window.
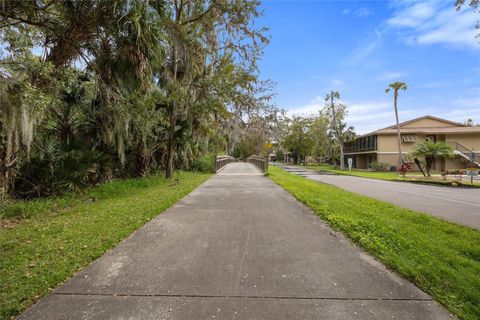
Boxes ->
[401,135,417,143]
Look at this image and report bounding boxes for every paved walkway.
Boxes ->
[280,165,480,230]
[19,163,452,319]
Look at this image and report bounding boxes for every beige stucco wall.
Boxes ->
[352,154,377,169]
[379,133,480,153]
[402,118,459,128]
[356,155,367,169]
[377,154,398,166]
[444,157,470,170]
[446,134,480,151]
[378,152,473,170]
[361,120,480,170]
[378,153,444,171]
[377,134,423,153]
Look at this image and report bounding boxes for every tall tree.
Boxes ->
[282,116,315,165]
[310,115,330,163]
[0,0,272,200]
[160,0,268,179]
[385,81,407,167]
[324,91,350,170]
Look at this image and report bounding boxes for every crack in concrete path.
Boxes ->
[53,292,433,301]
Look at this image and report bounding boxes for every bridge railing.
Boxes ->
[247,155,268,174]
[214,155,235,173]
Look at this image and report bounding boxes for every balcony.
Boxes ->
[345,135,377,154]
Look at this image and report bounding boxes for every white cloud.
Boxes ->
[419,81,449,88]
[376,71,405,81]
[343,7,372,17]
[350,96,480,133]
[451,96,480,108]
[288,98,401,134]
[344,100,414,134]
[354,8,371,17]
[286,94,480,135]
[286,96,324,117]
[345,1,479,64]
[388,1,479,50]
[345,28,383,65]
[438,104,480,124]
[388,2,436,28]
[331,79,345,87]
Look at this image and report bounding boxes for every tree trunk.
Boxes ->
[140,147,151,177]
[394,92,403,166]
[339,139,345,170]
[0,146,16,202]
[0,164,6,203]
[413,157,426,177]
[425,157,433,177]
[166,107,176,179]
[330,95,345,170]
[165,23,180,179]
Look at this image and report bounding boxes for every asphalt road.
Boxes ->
[280,165,480,230]
[18,163,451,320]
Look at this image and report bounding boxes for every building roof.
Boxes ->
[372,127,480,135]
[359,115,479,137]
[380,115,465,130]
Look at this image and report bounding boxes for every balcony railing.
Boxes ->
[345,135,377,154]
[446,141,479,164]
[344,146,376,153]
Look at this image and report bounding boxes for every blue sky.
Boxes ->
[257,0,480,134]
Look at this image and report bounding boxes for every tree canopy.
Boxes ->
[0,0,277,200]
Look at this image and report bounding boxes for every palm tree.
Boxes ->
[411,141,454,177]
[385,81,407,167]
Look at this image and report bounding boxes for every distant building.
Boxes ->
[344,115,480,170]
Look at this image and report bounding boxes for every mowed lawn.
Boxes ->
[0,171,211,319]
[268,166,480,320]
[303,164,480,187]
[304,164,401,181]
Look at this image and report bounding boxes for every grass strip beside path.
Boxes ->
[303,164,480,187]
[268,166,480,320]
[304,164,401,181]
[0,171,211,319]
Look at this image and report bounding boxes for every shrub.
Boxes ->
[397,163,411,177]
[369,162,390,172]
[188,154,215,173]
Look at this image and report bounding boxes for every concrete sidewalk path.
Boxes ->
[19,163,452,320]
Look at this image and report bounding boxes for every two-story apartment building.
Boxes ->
[344,115,480,170]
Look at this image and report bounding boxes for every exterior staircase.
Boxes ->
[447,142,480,168]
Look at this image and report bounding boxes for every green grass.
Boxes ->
[303,164,480,187]
[304,164,401,181]
[0,171,211,319]
[393,178,480,188]
[268,166,480,320]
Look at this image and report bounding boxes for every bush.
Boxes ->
[397,163,411,177]
[369,162,391,172]
[188,154,215,173]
